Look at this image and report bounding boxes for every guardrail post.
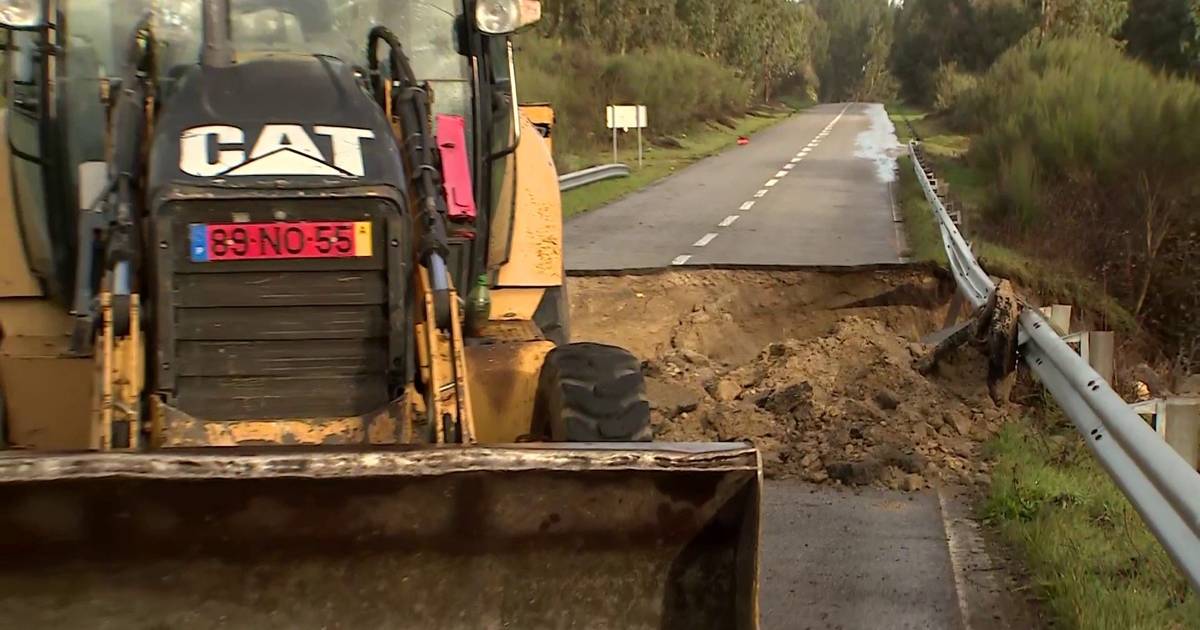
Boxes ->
[947,204,962,228]
[1164,399,1200,470]
[1039,305,1072,336]
[943,291,965,327]
[1089,331,1115,384]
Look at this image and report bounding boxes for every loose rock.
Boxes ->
[709,378,742,402]
[826,459,883,486]
[680,349,710,366]
[645,377,701,418]
[874,388,901,411]
[900,473,925,492]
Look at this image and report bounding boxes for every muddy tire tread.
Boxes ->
[535,343,652,442]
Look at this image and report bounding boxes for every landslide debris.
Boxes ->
[570,268,1020,490]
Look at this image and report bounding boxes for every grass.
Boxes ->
[888,104,1137,333]
[984,413,1200,629]
[975,242,1138,333]
[895,154,948,264]
[559,109,797,218]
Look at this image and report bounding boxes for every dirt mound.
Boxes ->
[569,268,1017,491]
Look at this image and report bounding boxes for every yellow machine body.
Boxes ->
[0,114,567,451]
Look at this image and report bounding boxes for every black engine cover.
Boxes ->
[145,55,412,424]
[148,55,405,196]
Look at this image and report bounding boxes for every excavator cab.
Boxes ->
[0,1,762,627]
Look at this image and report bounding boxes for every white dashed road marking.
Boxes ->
[666,104,852,267]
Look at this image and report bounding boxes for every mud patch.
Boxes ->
[569,268,1019,490]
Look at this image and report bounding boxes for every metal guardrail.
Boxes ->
[558,163,631,192]
[909,145,992,308]
[907,141,1200,593]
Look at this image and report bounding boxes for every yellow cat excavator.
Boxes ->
[0,0,760,627]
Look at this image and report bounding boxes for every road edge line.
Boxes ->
[936,486,974,630]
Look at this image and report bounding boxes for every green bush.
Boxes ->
[515,36,751,164]
[958,35,1200,357]
[931,62,978,113]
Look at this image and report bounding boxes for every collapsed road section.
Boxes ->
[570,266,1019,491]
[571,265,1048,627]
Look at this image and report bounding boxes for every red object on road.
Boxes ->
[737,136,750,145]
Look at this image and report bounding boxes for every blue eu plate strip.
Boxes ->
[189,224,209,262]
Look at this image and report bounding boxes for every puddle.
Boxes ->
[854,103,903,183]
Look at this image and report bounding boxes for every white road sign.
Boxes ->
[606,105,647,130]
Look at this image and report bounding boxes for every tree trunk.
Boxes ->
[1132,177,1176,317]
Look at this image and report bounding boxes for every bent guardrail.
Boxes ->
[559,163,631,192]
[908,140,1200,592]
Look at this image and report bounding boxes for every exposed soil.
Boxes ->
[569,267,1022,491]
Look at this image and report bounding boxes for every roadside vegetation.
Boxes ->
[891,1,1200,370]
[984,409,1200,628]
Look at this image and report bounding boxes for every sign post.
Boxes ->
[606,105,648,168]
[636,106,644,168]
[612,126,618,165]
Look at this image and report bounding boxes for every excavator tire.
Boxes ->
[534,342,652,442]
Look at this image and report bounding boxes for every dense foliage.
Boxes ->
[889,0,1200,365]
[534,0,829,102]
[1120,0,1200,74]
[890,0,1034,104]
[813,0,896,102]
[892,0,1200,106]
[960,37,1200,366]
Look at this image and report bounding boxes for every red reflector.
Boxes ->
[437,114,477,223]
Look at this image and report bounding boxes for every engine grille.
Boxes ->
[155,198,405,421]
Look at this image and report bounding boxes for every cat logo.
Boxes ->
[179,124,376,178]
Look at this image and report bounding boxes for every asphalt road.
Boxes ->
[761,483,962,630]
[564,105,1039,629]
[566,103,905,271]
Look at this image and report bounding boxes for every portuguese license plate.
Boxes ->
[189,221,372,262]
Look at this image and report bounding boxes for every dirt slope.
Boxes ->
[569,268,1019,490]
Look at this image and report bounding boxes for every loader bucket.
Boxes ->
[0,443,761,629]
